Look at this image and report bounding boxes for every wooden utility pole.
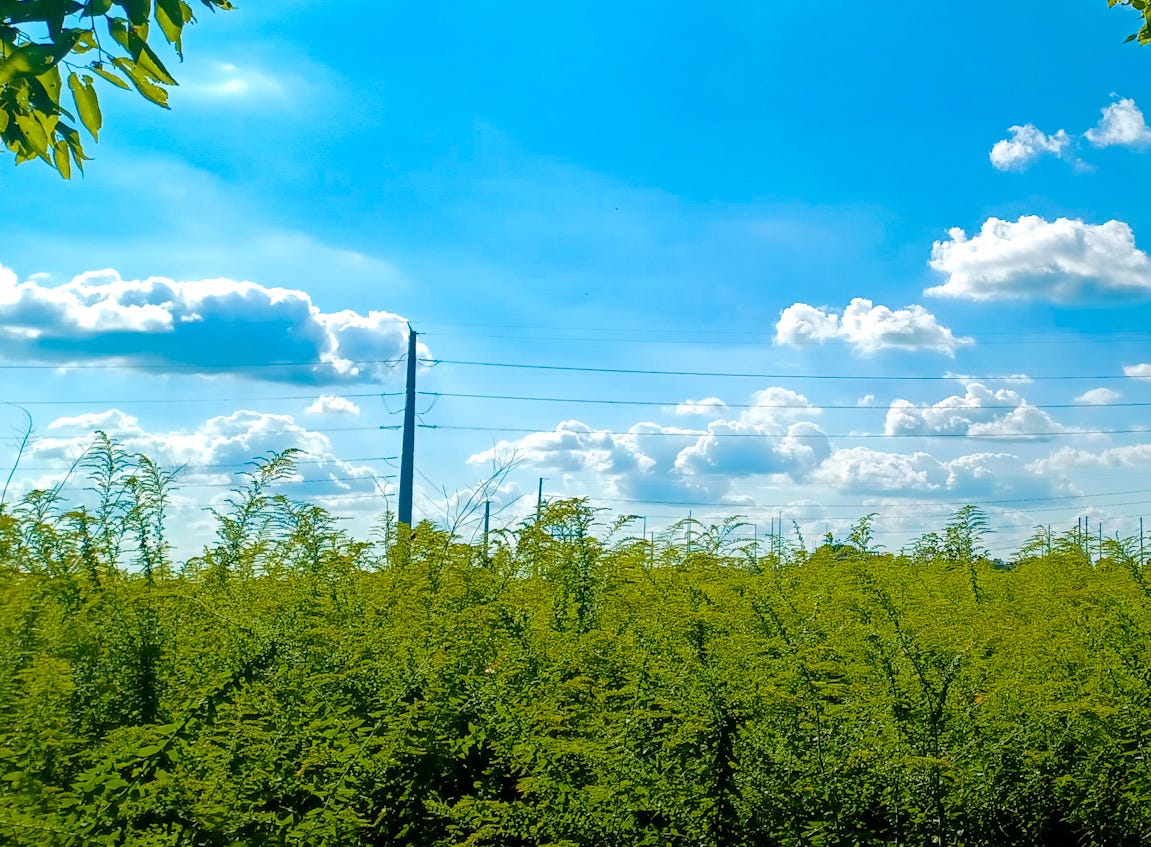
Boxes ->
[398,326,417,528]
[483,499,490,562]
[536,477,544,522]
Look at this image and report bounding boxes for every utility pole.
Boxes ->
[398,325,417,529]
[483,499,490,563]
[536,477,544,522]
[1141,517,1144,567]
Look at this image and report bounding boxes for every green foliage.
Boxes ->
[0,0,234,176]
[4,442,1151,844]
[1113,0,1151,44]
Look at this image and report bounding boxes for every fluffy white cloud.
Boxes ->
[989,124,1071,171]
[467,420,699,500]
[467,388,829,500]
[1124,364,1151,380]
[0,263,423,383]
[775,298,971,356]
[1075,387,1121,405]
[15,409,391,533]
[675,419,829,480]
[927,216,1151,302]
[812,448,947,494]
[673,397,728,416]
[1031,442,1151,475]
[813,448,1042,499]
[884,383,1066,442]
[305,395,362,416]
[743,387,820,423]
[1086,98,1151,148]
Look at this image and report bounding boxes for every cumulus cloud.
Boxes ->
[35,409,367,483]
[0,263,423,383]
[467,420,698,500]
[12,408,393,553]
[306,395,362,416]
[989,124,1071,171]
[1075,387,1121,405]
[813,447,1042,499]
[927,217,1151,302]
[675,419,829,480]
[884,383,1067,442]
[468,388,828,500]
[1031,442,1151,475]
[1124,364,1151,380]
[14,408,391,534]
[673,397,728,416]
[775,298,971,356]
[1086,98,1151,148]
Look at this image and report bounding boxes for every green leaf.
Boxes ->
[37,65,63,106]
[90,62,130,89]
[116,0,152,26]
[136,40,178,85]
[13,112,49,156]
[69,72,101,140]
[111,57,170,107]
[53,138,72,178]
[155,0,187,54]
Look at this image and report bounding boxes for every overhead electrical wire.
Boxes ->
[418,357,1139,381]
[410,390,1151,413]
[419,423,1148,439]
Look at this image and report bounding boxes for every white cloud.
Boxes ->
[1075,387,1121,405]
[1032,442,1151,475]
[467,419,700,500]
[186,62,288,101]
[884,383,1067,442]
[1124,364,1151,380]
[20,409,390,522]
[467,388,829,501]
[305,395,362,416]
[945,372,1033,385]
[812,448,947,494]
[989,124,1071,171]
[1086,98,1151,148]
[675,419,829,480]
[0,263,424,383]
[775,298,971,356]
[673,397,728,416]
[813,447,1042,499]
[743,387,821,423]
[927,216,1151,302]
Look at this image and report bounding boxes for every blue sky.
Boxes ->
[5,0,1151,555]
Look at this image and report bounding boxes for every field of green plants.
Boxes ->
[3,441,1151,846]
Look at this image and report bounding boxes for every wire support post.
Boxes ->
[397,325,417,533]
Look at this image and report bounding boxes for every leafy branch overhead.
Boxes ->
[0,0,234,177]
[1114,0,1151,44]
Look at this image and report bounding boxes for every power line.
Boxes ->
[6,392,389,406]
[582,486,1151,512]
[417,319,1151,341]
[420,358,1138,382]
[0,357,407,371]
[0,455,398,474]
[412,390,1151,413]
[420,423,1148,439]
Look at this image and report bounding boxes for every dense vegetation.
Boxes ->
[3,441,1151,846]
